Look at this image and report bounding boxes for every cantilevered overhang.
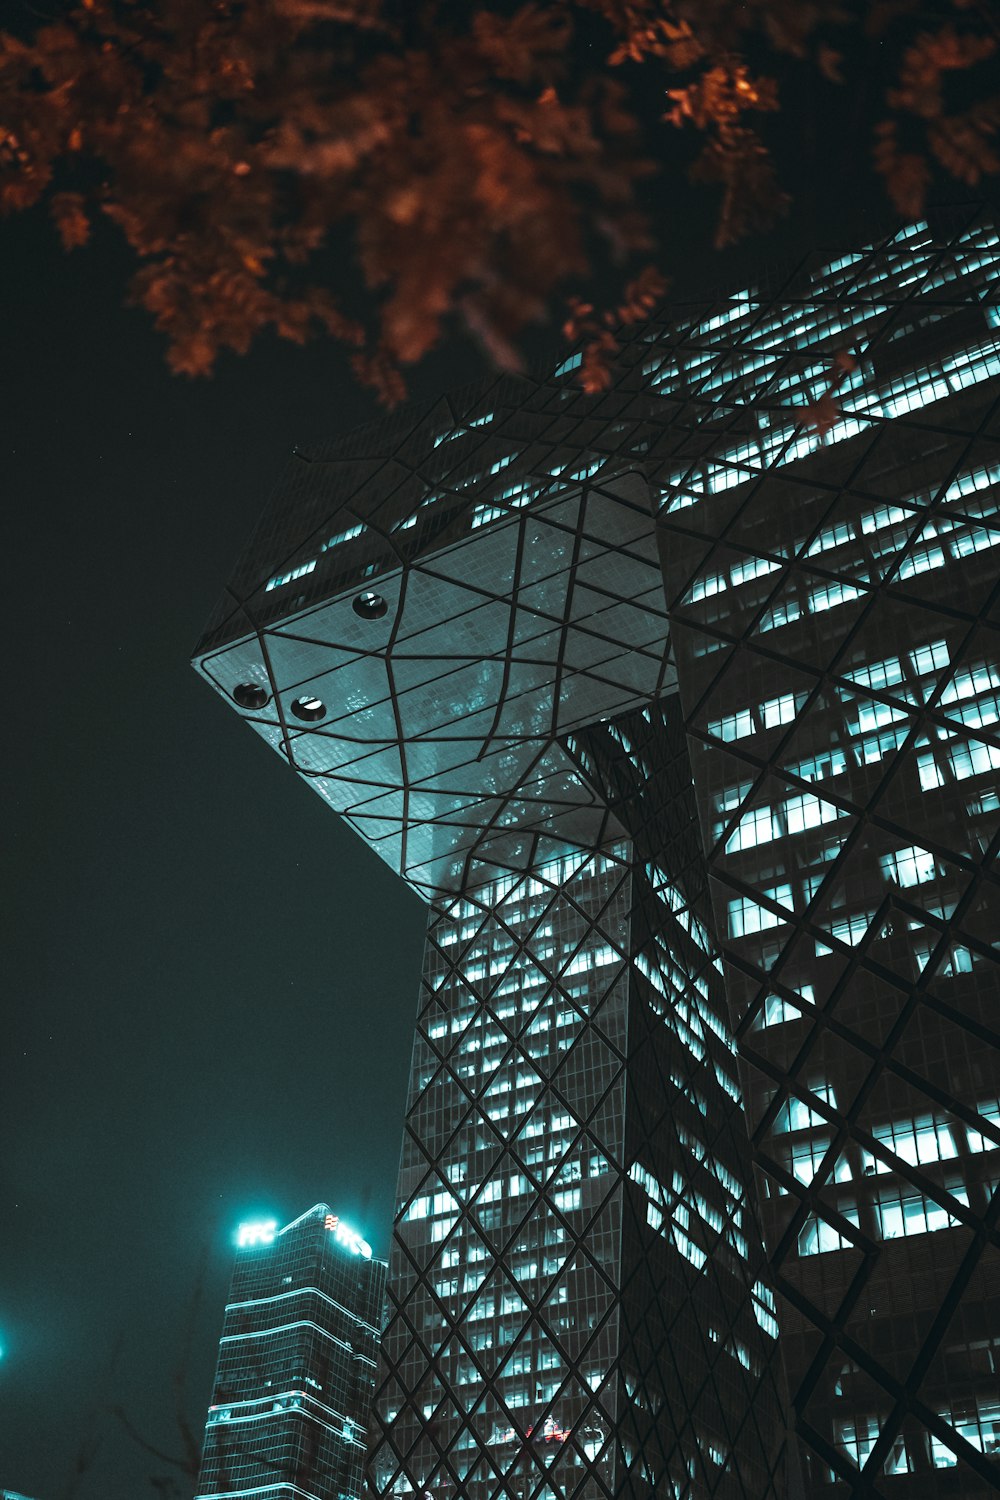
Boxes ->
[194,467,674,901]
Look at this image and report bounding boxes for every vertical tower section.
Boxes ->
[371,843,634,1500]
[572,702,789,1500]
[195,1205,387,1500]
[369,699,788,1500]
[654,212,1000,1493]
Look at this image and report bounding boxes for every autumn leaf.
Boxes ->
[873,120,931,217]
[803,391,841,441]
[831,348,857,380]
[817,44,842,84]
[50,190,89,248]
[889,25,996,120]
[929,110,1000,185]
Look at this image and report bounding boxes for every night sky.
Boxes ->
[0,91,922,1495]
[2,209,441,1498]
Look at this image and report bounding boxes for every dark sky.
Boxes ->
[2,210,438,1499]
[0,66,925,1495]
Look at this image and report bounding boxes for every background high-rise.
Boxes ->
[195,1205,386,1500]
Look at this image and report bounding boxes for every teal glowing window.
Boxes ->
[875,1185,968,1239]
[787,749,847,783]
[880,844,937,887]
[845,655,905,693]
[773,1080,836,1134]
[808,579,863,614]
[966,1100,1000,1153]
[930,1396,1000,1467]
[910,638,951,678]
[552,351,582,378]
[864,1115,958,1172]
[728,885,792,937]
[798,1207,858,1256]
[752,986,813,1029]
[707,709,753,742]
[265,559,316,591]
[836,1414,881,1468]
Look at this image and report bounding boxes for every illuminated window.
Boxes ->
[726,805,774,852]
[883,1433,915,1475]
[880,845,937,887]
[806,522,853,556]
[854,698,908,734]
[845,656,905,692]
[761,691,805,729]
[784,792,845,836]
[875,1185,968,1239]
[942,661,1000,704]
[910,639,950,677]
[728,885,792,938]
[965,1099,1000,1153]
[798,1207,858,1255]
[752,1282,779,1338]
[917,750,945,790]
[930,1396,1000,1466]
[753,985,813,1029]
[687,572,725,603]
[897,542,947,580]
[836,1414,881,1468]
[773,1082,835,1134]
[265,560,317,591]
[320,522,364,551]
[553,351,583,378]
[788,748,847,783]
[809,580,863,613]
[707,709,754,742]
[947,737,1000,781]
[784,1136,832,1186]
[759,597,802,632]
[853,724,908,765]
[825,910,874,947]
[871,1114,957,1169]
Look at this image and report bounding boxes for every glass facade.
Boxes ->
[653,210,1000,1494]
[370,701,786,1500]
[194,1205,387,1500]
[194,202,1000,1496]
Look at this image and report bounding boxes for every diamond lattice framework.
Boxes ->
[194,204,1000,1496]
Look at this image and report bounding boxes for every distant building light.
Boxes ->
[237,1219,278,1248]
[324,1213,372,1258]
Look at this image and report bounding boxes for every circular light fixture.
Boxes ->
[290,695,326,723]
[352,590,388,620]
[233,682,270,710]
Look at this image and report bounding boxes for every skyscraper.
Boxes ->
[194,204,1000,1496]
[195,1205,387,1500]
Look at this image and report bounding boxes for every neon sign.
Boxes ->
[324,1213,372,1259]
[237,1219,278,1247]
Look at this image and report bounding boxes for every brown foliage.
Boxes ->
[875,17,1000,211]
[564,263,669,391]
[1,0,997,402]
